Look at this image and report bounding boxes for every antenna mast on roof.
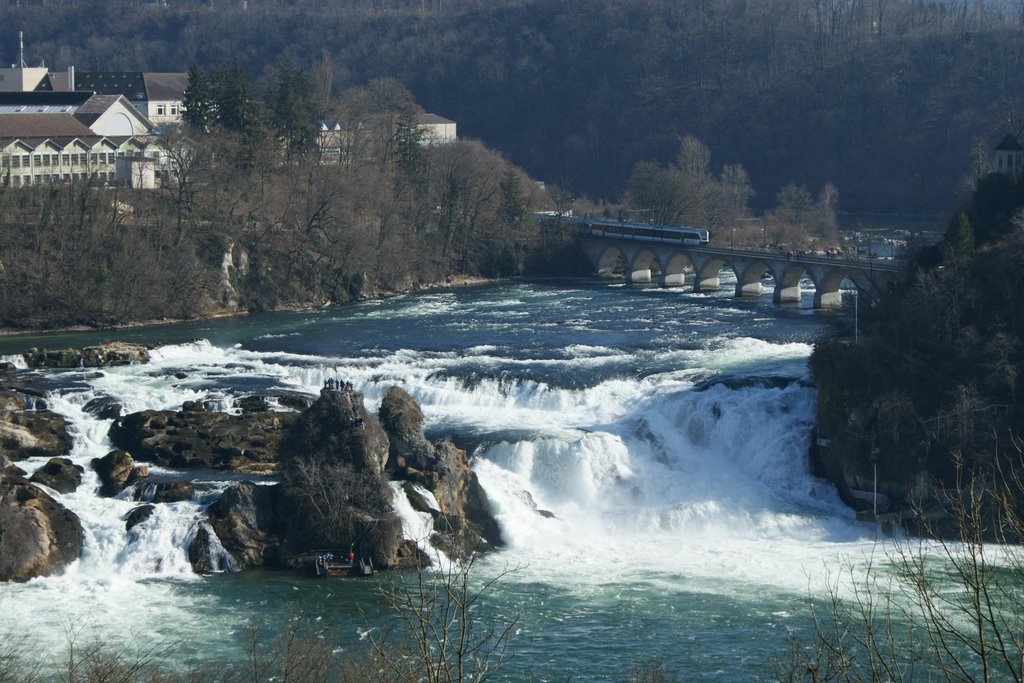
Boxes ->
[18,31,26,68]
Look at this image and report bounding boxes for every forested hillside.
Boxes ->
[810,174,1024,522]
[3,0,1022,212]
[0,78,563,330]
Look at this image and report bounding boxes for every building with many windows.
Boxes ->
[56,72,188,127]
[0,91,159,188]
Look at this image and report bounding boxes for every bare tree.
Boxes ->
[784,444,1024,682]
[369,550,518,683]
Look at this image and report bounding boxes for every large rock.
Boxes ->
[29,457,84,494]
[146,480,195,504]
[0,472,83,581]
[205,482,283,570]
[278,387,402,568]
[186,525,236,574]
[0,391,72,463]
[125,504,155,531]
[92,450,147,497]
[379,386,436,472]
[281,387,390,475]
[379,386,502,558]
[108,404,295,471]
[22,342,150,369]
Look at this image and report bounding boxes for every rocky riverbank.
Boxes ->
[0,344,501,581]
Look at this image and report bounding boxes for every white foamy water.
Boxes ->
[0,281,882,678]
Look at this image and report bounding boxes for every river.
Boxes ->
[0,278,879,681]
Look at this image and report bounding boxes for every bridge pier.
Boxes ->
[773,283,802,304]
[627,269,652,284]
[814,288,843,309]
[694,274,719,292]
[734,262,766,298]
[660,272,687,287]
[736,281,763,297]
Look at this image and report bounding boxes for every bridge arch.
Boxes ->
[691,256,726,293]
[770,264,806,304]
[627,248,662,284]
[661,251,693,287]
[812,270,847,309]
[596,246,625,277]
[732,258,768,298]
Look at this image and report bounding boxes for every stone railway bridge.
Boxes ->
[577,236,906,309]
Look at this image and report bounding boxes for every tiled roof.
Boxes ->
[0,114,96,139]
[143,72,188,101]
[418,113,455,125]
[72,72,147,101]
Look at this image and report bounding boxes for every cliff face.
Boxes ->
[809,229,1024,530]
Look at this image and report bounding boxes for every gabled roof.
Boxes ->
[73,95,126,125]
[995,133,1023,152]
[418,113,455,125]
[72,72,147,100]
[143,73,188,100]
[0,114,96,139]
[0,139,34,152]
[71,71,187,102]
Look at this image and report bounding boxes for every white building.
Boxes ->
[0,91,157,187]
[993,133,1024,175]
[417,113,457,144]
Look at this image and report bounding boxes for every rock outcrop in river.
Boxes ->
[0,391,72,465]
[1,349,501,578]
[0,378,83,581]
[22,342,151,369]
[109,402,297,473]
[380,386,502,555]
[277,384,406,570]
[0,471,83,581]
[201,384,503,573]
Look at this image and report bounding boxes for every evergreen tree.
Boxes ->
[181,63,215,130]
[499,168,526,231]
[944,211,976,261]
[214,62,259,134]
[269,60,317,161]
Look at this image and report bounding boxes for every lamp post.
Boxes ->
[731,226,735,252]
[761,224,767,249]
[854,288,859,343]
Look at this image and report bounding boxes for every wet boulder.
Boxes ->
[205,482,283,570]
[22,342,150,369]
[108,406,295,471]
[83,397,123,420]
[29,457,84,494]
[147,480,195,504]
[0,391,72,463]
[92,449,147,497]
[0,472,83,581]
[125,504,156,531]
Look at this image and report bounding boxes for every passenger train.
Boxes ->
[577,219,710,246]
